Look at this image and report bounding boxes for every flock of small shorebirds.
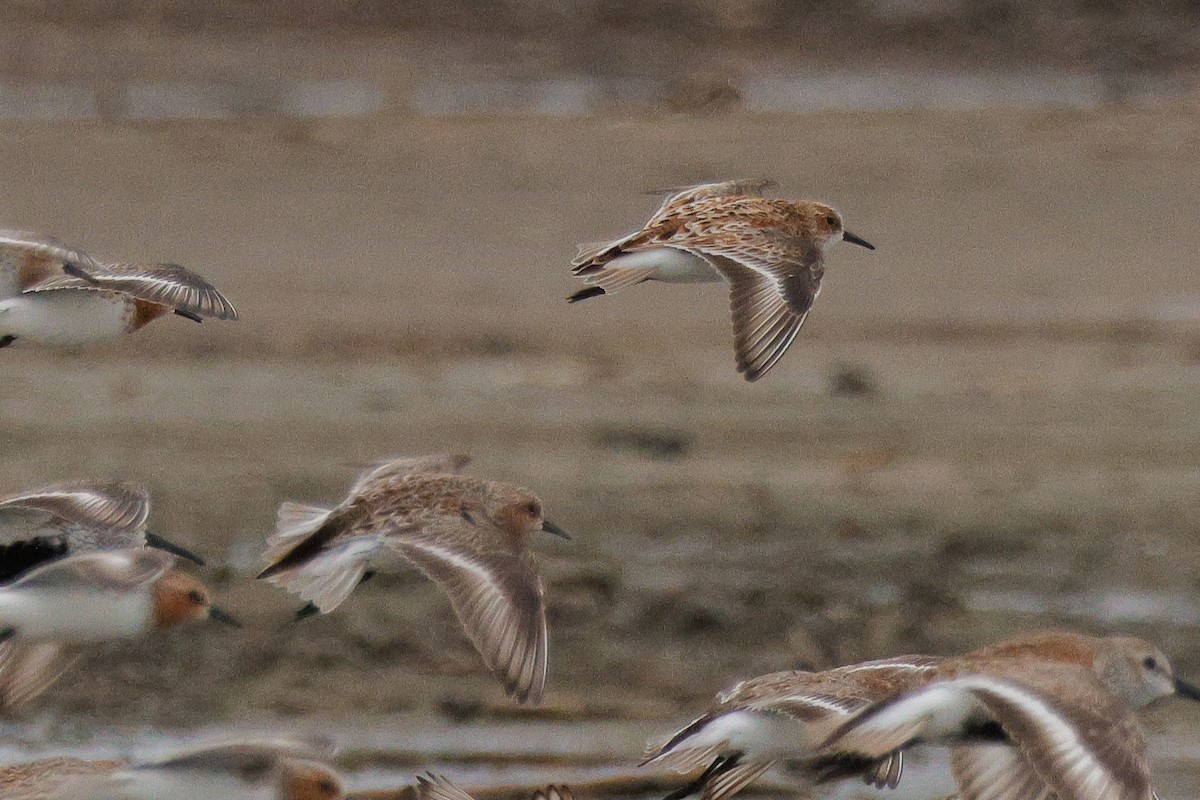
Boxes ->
[0,179,1193,799]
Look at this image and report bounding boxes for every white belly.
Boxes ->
[0,590,150,641]
[609,247,723,284]
[0,290,130,344]
[682,709,816,761]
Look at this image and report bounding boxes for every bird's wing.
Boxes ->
[571,181,779,272]
[0,640,79,711]
[702,762,776,800]
[950,744,1054,800]
[417,774,479,800]
[0,480,149,539]
[746,690,865,720]
[617,196,825,381]
[144,740,332,785]
[820,674,1150,800]
[26,261,238,320]
[533,788,574,800]
[646,179,779,213]
[350,454,472,492]
[963,678,1150,800]
[0,231,102,296]
[384,515,549,704]
[8,548,174,593]
[704,251,821,381]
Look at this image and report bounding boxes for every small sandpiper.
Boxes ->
[568,180,873,381]
[257,454,568,704]
[0,479,205,583]
[0,230,236,349]
[0,548,239,711]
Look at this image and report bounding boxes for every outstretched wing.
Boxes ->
[417,774,479,800]
[0,231,102,297]
[951,744,1054,800]
[647,179,779,214]
[9,548,174,593]
[27,261,238,321]
[148,738,332,779]
[0,640,79,711]
[385,517,549,704]
[706,250,821,382]
[350,454,472,493]
[0,480,149,540]
[819,674,1150,800]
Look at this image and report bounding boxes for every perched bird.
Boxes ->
[0,230,236,348]
[0,480,205,583]
[417,773,572,800]
[257,454,568,704]
[48,738,343,800]
[814,631,1200,800]
[568,179,874,381]
[642,654,943,800]
[0,548,240,711]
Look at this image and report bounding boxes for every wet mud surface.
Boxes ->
[2,106,1200,795]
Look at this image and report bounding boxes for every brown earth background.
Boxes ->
[3,2,1200,798]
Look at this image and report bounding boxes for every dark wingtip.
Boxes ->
[567,286,606,303]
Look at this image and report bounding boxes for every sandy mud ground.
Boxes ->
[3,103,1200,795]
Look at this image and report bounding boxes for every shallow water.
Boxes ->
[0,69,1194,121]
[4,717,1200,799]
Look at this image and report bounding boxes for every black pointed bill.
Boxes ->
[843,230,875,250]
[144,532,206,566]
[1176,677,1200,701]
[63,262,101,283]
[208,606,243,628]
[542,520,571,540]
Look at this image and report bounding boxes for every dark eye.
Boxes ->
[526,503,540,516]
[318,779,337,795]
[187,590,205,605]
[1144,656,1159,671]
[825,214,839,227]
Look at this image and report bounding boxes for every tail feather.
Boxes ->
[862,751,903,790]
[570,265,657,303]
[261,537,382,614]
[644,742,728,773]
[702,761,774,800]
[572,240,619,268]
[262,502,334,565]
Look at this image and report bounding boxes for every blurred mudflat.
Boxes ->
[3,104,1200,794]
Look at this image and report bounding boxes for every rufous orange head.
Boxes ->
[280,759,344,800]
[484,483,570,542]
[152,570,242,630]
